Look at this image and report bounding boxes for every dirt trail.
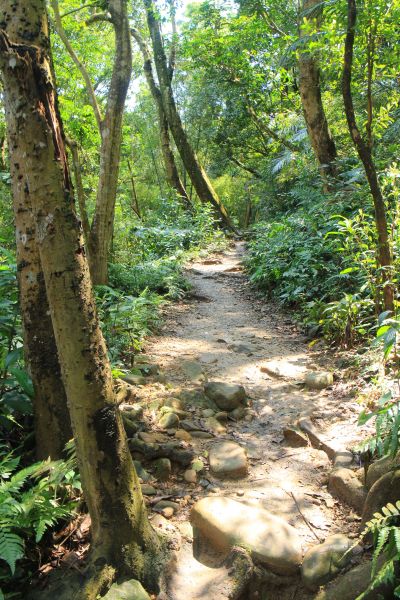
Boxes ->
[138,242,365,599]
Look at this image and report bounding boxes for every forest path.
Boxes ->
[137,242,364,600]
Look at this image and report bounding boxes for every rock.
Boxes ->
[119,403,143,419]
[297,417,336,460]
[138,431,162,444]
[209,441,248,479]
[215,411,229,422]
[154,500,180,515]
[164,397,185,410]
[159,412,179,429]
[366,452,400,490]
[153,458,172,481]
[190,431,213,439]
[260,360,307,381]
[184,469,197,483]
[136,363,159,376]
[283,426,308,447]
[231,406,246,420]
[202,408,215,418]
[205,416,226,434]
[304,372,333,390]
[122,373,146,386]
[229,342,256,355]
[133,460,151,482]
[103,579,150,600]
[204,382,246,411]
[301,534,353,590]
[141,484,156,495]
[334,451,354,469]
[181,360,204,382]
[328,468,366,512]
[315,556,392,600]
[362,469,400,524]
[175,430,192,441]
[180,420,201,431]
[161,507,174,518]
[191,497,302,574]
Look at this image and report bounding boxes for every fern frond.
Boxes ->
[0,529,24,574]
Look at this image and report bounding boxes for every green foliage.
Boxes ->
[0,449,80,596]
[356,500,400,599]
[96,287,163,364]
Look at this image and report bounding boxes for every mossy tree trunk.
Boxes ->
[0,0,71,460]
[298,0,337,185]
[0,2,159,596]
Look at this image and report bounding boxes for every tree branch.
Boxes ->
[51,0,103,131]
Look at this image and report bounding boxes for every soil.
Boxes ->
[134,242,370,600]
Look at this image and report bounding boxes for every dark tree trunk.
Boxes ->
[131,28,191,208]
[342,0,394,312]
[143,0,236,231]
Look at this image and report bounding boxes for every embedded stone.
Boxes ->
[209,441,248,479]
[191,497,302,574]
[204,382,246,411]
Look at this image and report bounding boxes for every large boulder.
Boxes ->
[191,496,302,574]
[209,441,248,479]
[103,579,150,600]
[204,382,246,411]
[362,468,400,524]
[328,468,366,512]
[366,452,400,490]
[301,534,353,590]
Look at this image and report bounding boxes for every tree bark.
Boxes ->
[342,0,394,312]
[131,27,191,208]
[66,137,91,245]
[143,0,236,231]
[52,0,132,285]
[298,0,337,183]
[0,2,159,595]
[0,0,72,460]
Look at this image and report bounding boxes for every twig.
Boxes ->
[285,490,321,542]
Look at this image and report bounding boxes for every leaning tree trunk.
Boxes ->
[0,2,159,597]
[1,3,71,460]
[342,0,394,313]
[143,0,236,231]
[131,28,191,208]
[298,0,337,185]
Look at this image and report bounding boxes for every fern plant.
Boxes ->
[0,448,80,595]
[356,500,400,599]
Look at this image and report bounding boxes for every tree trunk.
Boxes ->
[87,0,132,284]
[131,28,191,208]
[66,137,91,246]
[143,0,236,231]
[52,0,132,285]
[0,2,159,596]
[342,0,394,312]
[1,0,72,461]
[298,0,337,183]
